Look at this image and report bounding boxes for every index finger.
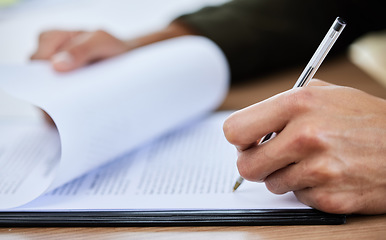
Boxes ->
[223,88,310,150]
[30,31,80,60]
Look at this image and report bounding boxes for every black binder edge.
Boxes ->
[0,209,346,227]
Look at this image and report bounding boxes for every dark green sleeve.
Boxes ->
[176,0,385,83]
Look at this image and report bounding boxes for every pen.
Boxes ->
[232,17,346,192]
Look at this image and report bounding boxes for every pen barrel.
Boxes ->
[294,17,346,88]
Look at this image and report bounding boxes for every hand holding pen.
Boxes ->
[231,17,346,192]
[223,17,386,215]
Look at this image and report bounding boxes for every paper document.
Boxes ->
[0,36,229,209]
[0,36,309,211]
[2,113,308,211]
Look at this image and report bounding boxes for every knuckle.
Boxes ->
[93,30,111,39]
[284,88,315,114]
[306,159,342,184]
[312,191,349,214]
[292,124,326,150]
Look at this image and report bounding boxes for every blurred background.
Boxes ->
[0,0,229,119]
[1,0,385,120]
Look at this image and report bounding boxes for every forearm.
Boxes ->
[123,21,199,50]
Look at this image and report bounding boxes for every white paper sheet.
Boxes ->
[0,36,229,209]
[10,112,309,211]
[0,120,61,209]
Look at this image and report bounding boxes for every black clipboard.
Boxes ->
[0,209,345,227]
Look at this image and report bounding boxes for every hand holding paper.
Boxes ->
[0,36,345,226]
[0,36,229,208]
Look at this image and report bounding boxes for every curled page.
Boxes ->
[0,36,229,209]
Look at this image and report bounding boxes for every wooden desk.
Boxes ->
[0,214,385,239]
[1,56,385,239]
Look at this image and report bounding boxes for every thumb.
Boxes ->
[51,51,78,72]
[51,39,97,72]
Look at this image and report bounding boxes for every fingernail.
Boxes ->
[52,51,74,69]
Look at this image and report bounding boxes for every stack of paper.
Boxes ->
[0,37,344,226]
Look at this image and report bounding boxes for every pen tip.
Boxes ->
[232,182,241,192]
[232,176,244,192]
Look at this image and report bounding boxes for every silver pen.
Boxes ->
[233,17,346,192]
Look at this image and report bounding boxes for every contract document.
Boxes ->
[0,36,345,226]
[1,112,307,211]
